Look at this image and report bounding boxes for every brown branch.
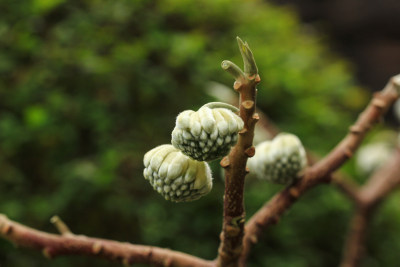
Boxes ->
[339,148,400,267]
[0,214,214,267]
[340,207,372,267]
[216,38,260,267]
[240,74,400,266]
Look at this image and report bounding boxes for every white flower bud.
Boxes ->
[356,142,392,175]
[171,103,244,161]
[248,133,307,184]
[143,145,213,202]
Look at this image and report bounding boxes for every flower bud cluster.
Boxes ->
[143,145,212,202]
[144,102,243,202]
[248,133,307,184]
[171,105,243,161]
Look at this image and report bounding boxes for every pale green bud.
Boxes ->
[171,102,244,161]
[143,144,213,202]
[248,133,307,184]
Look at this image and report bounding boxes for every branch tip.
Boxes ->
[50,215,73,236]
[92,242,103,254]
[236,36,258,76]
[221,60,245,80]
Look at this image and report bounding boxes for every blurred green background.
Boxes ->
[0,0,399,266]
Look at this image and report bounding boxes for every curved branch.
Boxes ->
[0,214,214,267]
[240,74,399,265]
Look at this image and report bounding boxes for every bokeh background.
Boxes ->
[0,0,399,266]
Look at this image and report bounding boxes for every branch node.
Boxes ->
[221,60,245,80]
[349,125,362,134]
[50,215,73,236]
[233,81,242,91]
[146,247,153,258]
[220,156,230,168]
[163,258,173,267]
[249,234,258,244]
[252,113,260,122]
[244,146,256,158]
[242,100,255,110]
[344,148,353,158]
[247,74,256,80]
[289,187,300,199]
[245,166,250,174]
[239,129,248,135]
[92,242,103,254]
[1,223,13,235]
[371,98,386,109]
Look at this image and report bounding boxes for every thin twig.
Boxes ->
[50,215,73,236]
[0,214,214,267]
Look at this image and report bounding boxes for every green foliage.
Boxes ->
[0,0,396,266]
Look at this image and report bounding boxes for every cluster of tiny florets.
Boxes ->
[143,145,212,202]
[248,133,307,184]
[143,103,243,202]
[171,106,243,161]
